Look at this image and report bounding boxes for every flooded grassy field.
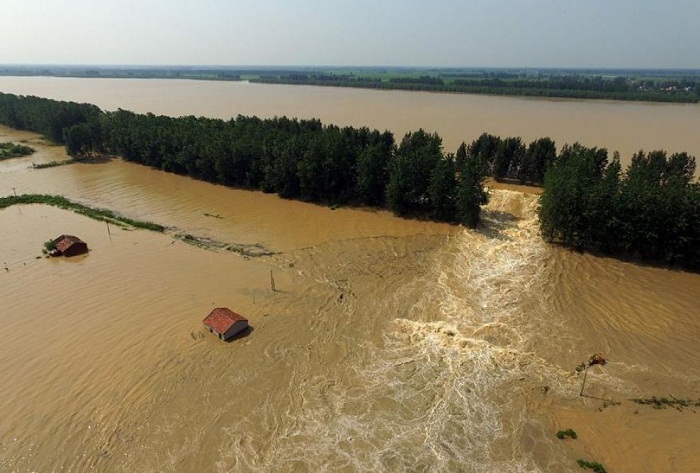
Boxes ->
[1,83,699,472]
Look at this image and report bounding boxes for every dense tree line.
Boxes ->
[454,76,630,93]
[457,132,556,186]
[252,74,700,103]
[389,76,444,86]
[0,92,490,227]
[539,144,699,269]
[3,92,697,269]
[279,73,382,85]
[0,93,101,143]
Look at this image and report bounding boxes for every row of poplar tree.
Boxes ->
[0,92,697,268]
[539,144,699,269]
[0,92,553,228]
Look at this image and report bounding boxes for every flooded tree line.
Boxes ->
[0,92,491,226]
[539,144,699,269]
[0,92,697,268]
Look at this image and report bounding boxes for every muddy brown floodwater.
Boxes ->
[1,76,700,174]
[0,81,699,473]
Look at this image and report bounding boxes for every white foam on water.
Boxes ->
[220,190,581,472]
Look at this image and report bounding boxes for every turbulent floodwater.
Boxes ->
[1,83,700,472]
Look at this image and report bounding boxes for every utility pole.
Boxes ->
[578,354,607,397]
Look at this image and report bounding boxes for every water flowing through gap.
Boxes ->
[2,80,699,472]
[217,190,579,472]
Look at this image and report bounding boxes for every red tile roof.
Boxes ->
[203,307,248,334]
[53,235,87,254]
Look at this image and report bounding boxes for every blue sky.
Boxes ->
[1,0,698,68]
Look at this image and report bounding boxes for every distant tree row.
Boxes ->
[454,75,633,93]
[540,144,699,269]
[252,74,700,103]
[2,66,697,103]
[389,76,445,86]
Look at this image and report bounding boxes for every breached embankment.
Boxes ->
[219,190,569,472]
[1,125,699,472]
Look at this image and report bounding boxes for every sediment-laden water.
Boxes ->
[1,76,699,173]
[0,82,699,472]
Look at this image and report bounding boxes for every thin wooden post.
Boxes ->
[270,270,276,292]
[579,366,589,396]
[12,187,17,197]
[106,221,111,236]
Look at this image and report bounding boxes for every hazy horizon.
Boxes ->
[2,64,700,72]
[2,0,699,69]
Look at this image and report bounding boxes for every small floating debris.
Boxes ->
[575,353,607,373]
[576,353,607,397]
[203,212,223,219]
[32,159,75,169]
[202,307,249,341]
[174,233,276,257]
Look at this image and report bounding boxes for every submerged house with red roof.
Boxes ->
[202,307,249,341]
[52,235,88,257]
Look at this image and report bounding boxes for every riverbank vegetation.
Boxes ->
[2,65,698,103]
[556,429,578,440]
[0,194,280,259]
[631,396,700,411]
[0,141,34,159]
[0,194,165,232]
[252,71,700,103]
[31,159,76,169]
[0,92,698,270]
[577,459,607,473]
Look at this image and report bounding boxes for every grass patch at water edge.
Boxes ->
[0,141,35,160]
[0,194,165,232]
